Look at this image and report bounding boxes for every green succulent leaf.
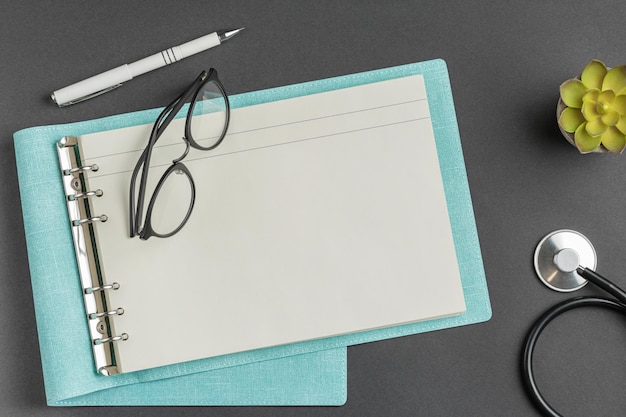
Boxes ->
[558,107,585,133]
[575,122,602,153]
[598,89,616,104]
[560,79,587,108]
[582,89,600,103]
[602,65,626,93]
[601,109,620,126]
[600,126,626,153]
[581,100,600,121]
[581,59,607,89]
[586,118,608,136]
[616,116,626,135]
[613,95,626,115]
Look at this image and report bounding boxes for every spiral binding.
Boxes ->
[57,136,128,375]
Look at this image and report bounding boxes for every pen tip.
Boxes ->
[220,27,245,42]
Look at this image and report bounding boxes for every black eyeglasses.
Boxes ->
[129,69,230,240]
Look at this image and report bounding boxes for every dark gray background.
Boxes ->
[3,1,626,416]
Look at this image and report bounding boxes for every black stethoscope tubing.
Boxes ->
[522,267,626,417]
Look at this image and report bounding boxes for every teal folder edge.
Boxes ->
[14,58,490,406]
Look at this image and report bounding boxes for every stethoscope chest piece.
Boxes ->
[534,229,597,292]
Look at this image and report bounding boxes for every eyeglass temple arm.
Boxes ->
[154,71,208,138]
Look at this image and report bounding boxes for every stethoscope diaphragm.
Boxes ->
[533,229,597,292]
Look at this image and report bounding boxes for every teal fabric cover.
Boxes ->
[13,59,490,406]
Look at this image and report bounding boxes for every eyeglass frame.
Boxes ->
[129,69,230,240]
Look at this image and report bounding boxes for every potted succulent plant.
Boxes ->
[557,59,626,153]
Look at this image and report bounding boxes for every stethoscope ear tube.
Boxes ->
[521,295,626,417]
[577,266,626,303]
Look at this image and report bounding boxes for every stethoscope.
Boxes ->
[523,229,626,417]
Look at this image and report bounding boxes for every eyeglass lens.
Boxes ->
[188,80,229,149]
[146,164,195,237]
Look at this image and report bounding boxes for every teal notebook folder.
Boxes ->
[14,59,490,406]
[15,102,347,406]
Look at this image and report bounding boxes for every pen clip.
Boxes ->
[53,84,123,107]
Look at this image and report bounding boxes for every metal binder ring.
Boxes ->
[93,333,129,345]
[88,307,124,320]
[63,163,99,175]
[72,214,108,226]
[68,189,104,201]
[84,282,120,294]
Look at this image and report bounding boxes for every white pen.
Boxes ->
[51,27,245,107]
